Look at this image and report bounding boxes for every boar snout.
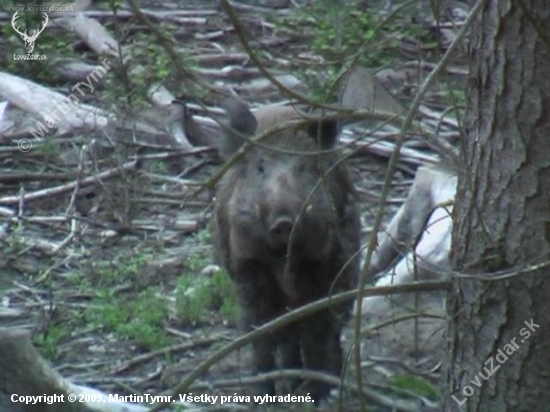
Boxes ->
[267,214,294,250]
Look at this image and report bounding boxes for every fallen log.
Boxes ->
[360,163,456,361]
[0,328,213,412]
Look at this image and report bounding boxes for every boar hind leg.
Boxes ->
[300,312,344,400]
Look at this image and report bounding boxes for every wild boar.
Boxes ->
[212,98,361,400]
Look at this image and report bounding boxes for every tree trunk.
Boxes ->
[444,1,550,411]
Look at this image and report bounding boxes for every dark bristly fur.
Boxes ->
[212,98,361,401]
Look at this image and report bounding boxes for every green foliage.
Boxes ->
[152,161,169,175]
[35,138,62,158]
[273,1,409,101]
[212,269,239,324]
[83,248,237,348]
[91,254,148,286]
[389,374,440,400]
[113,30,175,108]
[176,254,239,326]
[185,252,210,272]
[176,273,212,325]
[108,0,125,10]
[196,228,212,244]
[3,222,25,255]
[280,2,398,61]
[116,288,171,349]
[445,88,466,107]
[88,287,171,350]
[310,4,386,63]
[34,324,70,360]
[83,252,172,349]
[301,66,340,103]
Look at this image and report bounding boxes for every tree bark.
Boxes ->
[445,1,550,411]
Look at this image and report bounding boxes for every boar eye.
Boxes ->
[256,161,265,174]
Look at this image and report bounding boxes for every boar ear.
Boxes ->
[174,100,211,147]
[219,98,258,157]
[307,119,338,149]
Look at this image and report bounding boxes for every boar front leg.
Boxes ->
[300,311,344,401]
[231,259,286,397]
[279,322,302,394]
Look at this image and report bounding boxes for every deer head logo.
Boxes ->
[12,11,49,54]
